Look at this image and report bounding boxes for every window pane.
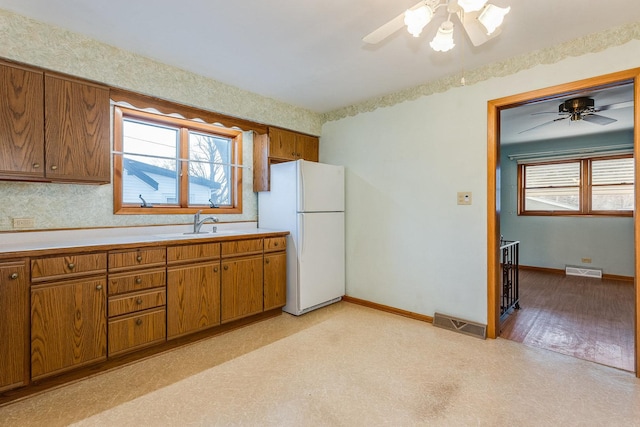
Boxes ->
[122,119,179,206]
[524,187,580,211]
[122,155,178,205]
[525,162,580,188]
[592,184,634,211]
[592,158,634,185]
[123,119,178,158]
[188,132,232,206]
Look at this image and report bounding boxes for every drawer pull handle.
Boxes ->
[224,265,229,270]
[135,277,142,284]
[96,284,103,290]
[10,273,19,280]
[51,165,58,170]
[136,319,142,326]
[136,298,143,305]
[136,255,143,262]
[68,263,75,269]
[265,259,270,264]
[33,163,40,169]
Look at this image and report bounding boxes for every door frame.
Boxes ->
[486,68,640,376]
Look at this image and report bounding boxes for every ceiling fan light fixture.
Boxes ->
[477,4,510,35]
[457,0,489,13]
[430,21,456,52]
[404,5,433,37]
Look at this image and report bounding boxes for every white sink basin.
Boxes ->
[153,230,245,239]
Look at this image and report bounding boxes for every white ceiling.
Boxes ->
[2,0,640,116]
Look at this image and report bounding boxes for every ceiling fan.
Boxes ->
[363,0,511,52]
[518,97,634,134]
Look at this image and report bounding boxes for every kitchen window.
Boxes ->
[518,155,634,216]
[113,106,242,214]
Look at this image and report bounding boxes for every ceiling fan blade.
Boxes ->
[596,100,633,112]
[518,117,568,134]
[456,9,502,47]
[362,1,424,44]
[582,114,617,126]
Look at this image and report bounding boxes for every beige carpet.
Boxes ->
[1,302,639,426]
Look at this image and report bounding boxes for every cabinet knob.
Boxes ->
[135,277,142,284]
[265,259,270,264]
[223,265,229,270]
[136,255,143,262]
[214,267,219,272]
[10,272,18,280]
[136,298,143,305]
[33,163,40,169]
[51,165,58,170]
[68,263,75,269]
[136,319,142,326]
[274,242,278,247]
[96,284,103,290]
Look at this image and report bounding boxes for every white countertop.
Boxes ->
[0,222,288,254]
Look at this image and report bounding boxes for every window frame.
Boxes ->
[113,106,243,215]
[518,154,633,217]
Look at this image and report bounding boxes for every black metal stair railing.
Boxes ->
[499,237,520,321]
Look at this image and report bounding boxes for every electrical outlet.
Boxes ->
[13,218,35,228]
[457,192,472,205]
[581,257,592,264]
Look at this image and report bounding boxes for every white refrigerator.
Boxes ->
[258,160,345,315]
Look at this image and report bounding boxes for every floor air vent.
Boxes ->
[565,265,602,279]
[433,313,486,339]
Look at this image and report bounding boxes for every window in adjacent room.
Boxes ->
[113,106,243,214]
[518,155,633,216]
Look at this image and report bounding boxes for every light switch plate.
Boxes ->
[457,192,472,205]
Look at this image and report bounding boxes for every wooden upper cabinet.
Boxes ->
[44,75,110,183]
[269,127,297,161]
[296,133,319,162]
[253,127,320,192]
[0,62,45,180]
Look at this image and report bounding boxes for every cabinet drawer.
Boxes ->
[108,308,166,356]
[167,242,220,264]
[108,247,166,272]
[108,268,166,295]
[31,253,106,283]
[108,288,166,318]
[264,237,286,253]
[221,239,263,258]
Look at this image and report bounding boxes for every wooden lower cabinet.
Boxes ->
[31,277,107,380]
[0,260,29,392]
[108,308,166,356]
[263,252,287,311]
[221,255,263,323]
[167,261,221,339]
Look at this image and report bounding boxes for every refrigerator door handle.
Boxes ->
[299,161,305,211]
[298,214,305,257]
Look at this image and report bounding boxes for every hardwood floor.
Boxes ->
[500,268,635,371]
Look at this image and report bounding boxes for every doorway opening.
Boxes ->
[486,69,640,376]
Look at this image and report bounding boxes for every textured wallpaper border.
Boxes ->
[321,22,640,123]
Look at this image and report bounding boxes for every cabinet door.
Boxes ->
[31,277,107,380]
[0,260,29,392]
[263,252,286,311]
[44,75,110,183]
[221,255,263,323]
[296,134,319,162]
[268,128,297,160]
[167,261,220,339]
[0,63,44,179]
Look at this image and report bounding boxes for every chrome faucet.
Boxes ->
[193,210,219,233]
